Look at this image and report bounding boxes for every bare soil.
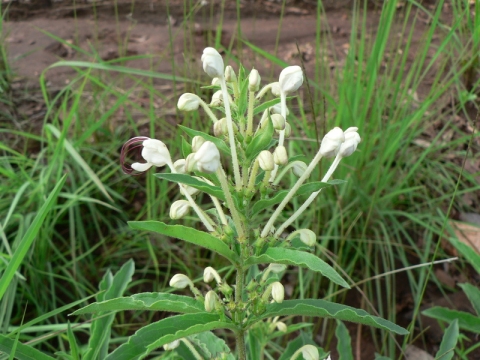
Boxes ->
[2,1,479,359]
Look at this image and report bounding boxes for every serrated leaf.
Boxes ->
[72,293,204,315]
[252,300,409,335]
[458,283,480,316]
[245,115,274,161]
[179,126,231,156]
[154,173,225,201]
[0,334,56,360]
[129,221,238,264]
[245,248,349,288]
[251,180,346,216]
[422,307,480,333]
[105,313,235,360]
[436,319,458,360]
[336,321,353,360]
[186,332,234,359]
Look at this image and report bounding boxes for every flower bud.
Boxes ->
[338,127,361,158]
[204,290,218,312]
[319,127,345,158]
[270,114,285,130]
[163,339,180,350]
[213,118,228,137]
[204,266,222,283]
[271,82,281,97]
[194,141,221,174]
[192,136,206,152]
[210,90,223,107]
[201,47,224,78]
[169,274,192,289]
[271,282,284,303]
[225,65,237,83]
[258,151,275,171]
[298,345,319,360]
[279,65,303,95]
[131,139,171,172]
[275,321,287,332]
[273,146,288,165]
[180,182,200,197]
[287,229,316,247]
[270,103,289,116]
[268,263,287,273]
[173,159,187,174]
[177,93,200,111]
[248,69,261,92]
[283,122,292,138]
[185,153,198,172]
[211,77,221,86]
[291,161,307,177]
[169,200,191,219]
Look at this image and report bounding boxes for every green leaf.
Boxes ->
[105,313,235,360]
[0,334,56,360]
[179,125,231,156]
[278,331,325,360]
[181,136,192,158]
[445,231,480,274]
[435,319,458,360]
[245,115,274,162]
[245,248,349,288]
[83,260,135,360]
[72,293,204,315]
[252,299,409,335]
[66,322,80,360]
[251,180,346,216]
[253,98,281,115]
[422,307,480,333]
[0,175,66,301]
[129,221,238,264]
[185,332,234,360]
[154,173,225,201]
[336,321,353,360]
[458,283,480,316]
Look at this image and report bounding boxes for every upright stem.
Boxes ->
[246,90,255,136]
[235,265,246,360]
[219,79,242,190]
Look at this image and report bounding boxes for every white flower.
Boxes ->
[225,65,237,83]
[271,103,289,116]
[273,146,288,165]
[201,47,224,78]
[258,151,275,171]
[248,69,261,92]
[211,77,221,85]
[279,66,303,95]
[268,263,287,273]
[170,200,191,219]
[180,182,200,197]
[185,153,198,172]
[204,266,222,283]
[131,139,171,172]
[177,93,200,111]
[163,339,180,350]
[270,114,285,130]
[169,274,192,289]
[291,161,307,177]
[173,159,186,174]
[319,127,345,158]
[210,90,223,107]
[194,141,221,174]
[214,118,228,137]
[271,82,281,97]
[271,282,285,303]
[283,122,292,138]
[338,127,361,158]
[275,321,287,332]
[192,136,206,152]
[300,345,319,360]
[204,290,218,312]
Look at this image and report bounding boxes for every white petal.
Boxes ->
[131,162,153,172]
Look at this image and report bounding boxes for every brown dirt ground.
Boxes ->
[2,1,479,359]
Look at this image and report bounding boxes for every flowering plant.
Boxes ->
[73,47,407,359]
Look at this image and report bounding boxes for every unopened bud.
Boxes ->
[319,127,345,158]
[169,200,191,219]
[173,159,187,174]
[204,267,222,284]
[185,153,198,172]
[177,93,200,111]
[300,345,319,360]
[291,161,307,177]
[211,77,221,85]
[271,282,284,303]
[271,82,281,97]
[225,65,237,83]
[194,141,221,174]
[180,183,200,197]
[270,114,285,130]
[287,229,316,247]
[283,122,292,138]
[201,47,224,78]
[204,290,218,312]
[273,146,288,165]
[338,127,361,158]
[163,340,180,350]
[210,90,223,107]
[248,69,261,92]
[268,263,287,273]
[169,274,192,289]
[271,103,289,116]
[275,321,287,332]
[279,66,303,95]
[258,151,275,171]
[192,136,206,152]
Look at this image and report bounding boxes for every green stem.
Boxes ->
[235,265,246,360]
[246,90,255,136]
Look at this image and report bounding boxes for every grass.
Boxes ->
[0,0,479,358]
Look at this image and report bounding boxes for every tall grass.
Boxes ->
[0,0,478,358]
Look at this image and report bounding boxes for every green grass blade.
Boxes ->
[0,175,66,301]
[0,334,55,360]
[435,319,458,360]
